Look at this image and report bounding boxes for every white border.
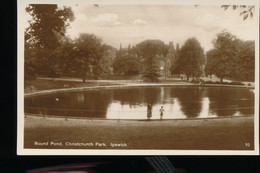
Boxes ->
[17,0,259,155]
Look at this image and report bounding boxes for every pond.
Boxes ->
[24,86,254,120]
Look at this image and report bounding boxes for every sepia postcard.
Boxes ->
[17,0,259,155]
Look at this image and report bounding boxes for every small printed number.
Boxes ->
[245,143,250,147]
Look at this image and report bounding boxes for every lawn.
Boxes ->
[24,116,254,150]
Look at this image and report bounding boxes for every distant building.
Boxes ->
[157,41,177,78]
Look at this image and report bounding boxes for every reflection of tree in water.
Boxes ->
[65,90,112,118]
[143,87,161,105]
[84,90,112,118]
[207,87,254,116]
[238,90,254,115]
[112,88,144,106]
[171,87,204,118]
[25,93,78,116]
[112,87,161,106]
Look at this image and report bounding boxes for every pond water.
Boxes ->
[24,86,254,120]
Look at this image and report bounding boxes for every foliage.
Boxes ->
[38,32,115,82]
[101,44,119,75]
[171,37,205,81]
[136,40,168,57]
[234,41,255,81]
[25,4,74,49]
[142,55,160,82]
[53,37,75,76]
[205,32,238,82]
[221,5,255,20]
[135,41,165,82]
[205,31,255,82]
[63,33,104,82]
[25,4,74,79]
[203,81,244,86]
[135,40,169,82]
[24,41,37,81]
[113,55,141,75]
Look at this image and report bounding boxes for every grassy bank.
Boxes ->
[24,116,254,150]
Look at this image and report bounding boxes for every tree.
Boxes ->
[72,34,104,82]
[205,32,238,82]
[136,40,167,82]
[171,38,205,81]
[113,54,141,75]
[24,41,37,81]
[139,42,161,82]
[205,31,254,82]
[142,54,160,82]
[136,40,168,57]
[25,4,74,77]
[101,44,117,76]
[53,36,75,77]
[25,4,74,49]
[234,41,255,81]
[205,49,229,82]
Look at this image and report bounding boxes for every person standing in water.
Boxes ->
[159,106,164,120]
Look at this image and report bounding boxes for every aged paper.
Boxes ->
[17,0,259,155]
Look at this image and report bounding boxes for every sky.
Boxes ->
[65,4,257,51]
[24,3,258,52]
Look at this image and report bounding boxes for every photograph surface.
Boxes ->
[17,0,259,155]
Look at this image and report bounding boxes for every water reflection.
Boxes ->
[25,87,254,119]
[173,87,204,118]
[207,87,254,117]
[197,97,217,118]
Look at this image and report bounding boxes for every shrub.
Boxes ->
[203,81,244,86]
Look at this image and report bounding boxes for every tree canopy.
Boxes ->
[135,40,168,57]
[171,37,205,81]
[25,4,74,78]
[205,31,255,82]
[56,34,104,82]
[113,54,141,75]
[135,40,166,81]
[25,4,74,49]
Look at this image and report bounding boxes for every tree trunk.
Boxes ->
[220,76,223,83]
[187,75,190,82]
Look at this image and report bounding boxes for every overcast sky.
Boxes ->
[23,4,250,51]
[65,4,257,51]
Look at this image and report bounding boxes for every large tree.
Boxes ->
[25,4,74,78]
[136,40,167,82]
[205,32,238,82]
[71,33,104,82]
[234,41,255,81]
[205,31,254,82]
[171,37,205,81]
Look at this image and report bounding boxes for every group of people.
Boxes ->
[147,104,165,121]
